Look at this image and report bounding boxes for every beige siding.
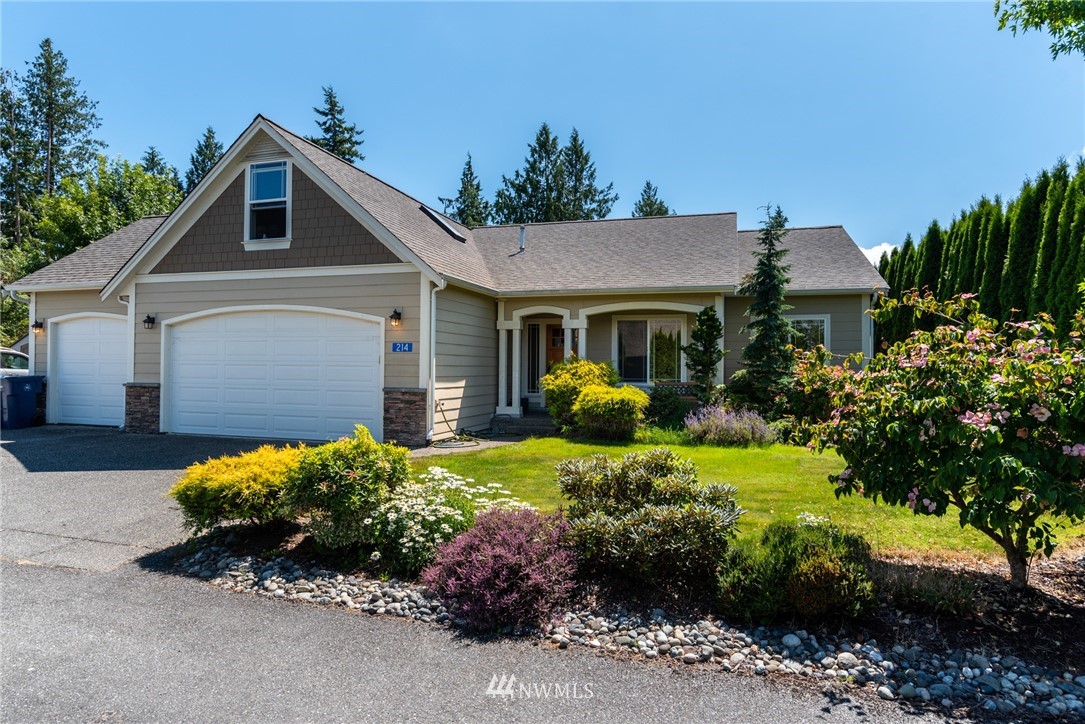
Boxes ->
[723,294,867,379]
[151,165,400,274]
[434,286,497,439]
[32,290,127,375]
[133,272,421,386]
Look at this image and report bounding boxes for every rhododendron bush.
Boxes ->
[798,291,1085,589]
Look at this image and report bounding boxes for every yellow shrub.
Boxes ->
[169,444,304,534]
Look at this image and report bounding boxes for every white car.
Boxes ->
[1,348,30,376]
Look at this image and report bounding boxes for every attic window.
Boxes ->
[419,205,467,242]
[244,160,291,249]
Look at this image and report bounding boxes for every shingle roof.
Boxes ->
[11,117,887,296]
[471,214,741,293]
[11,216,166,288]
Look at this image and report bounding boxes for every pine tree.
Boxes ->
[140,146,181,193]
[1030,159,1069,316]
[493,122,564,224]
[979,198,1008,319]
[0,69,38,247]
[184,126,223,195]
[1000,171,1050,318]
[736,205,794,406]
[632,180,673,217]
[21,38,102,196]
[681,306,725,398]
[561,128,617,220]
[438,153,491,227]
[307,86,364,163]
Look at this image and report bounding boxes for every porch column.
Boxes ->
[497,329,508,409]
[566,317,588,359]
[510,327,522,417]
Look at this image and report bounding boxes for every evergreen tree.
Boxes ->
[184,126,223,195]
[632,180,673,217]
[1051,160,1085,329]
[877,249,890,278]
[438,153,491,227]
[893,235,918,340]
[307,86,364,163]
[1000,171,1050,318]
[1029,159,1069,316]
[736,205,793,405]
[21,38,102,196]
[681,305,725,398]
[915,219,944,293]
[493,122,564,224]
[561,128,618,220]
[978,198,1008,319]
[0,69,38,247]
[140,146,181,193]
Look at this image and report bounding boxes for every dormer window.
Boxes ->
[244,160,291,249]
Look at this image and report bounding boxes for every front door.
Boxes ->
[546,324,565,369]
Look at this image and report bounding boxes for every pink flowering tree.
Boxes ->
[798,290,1085,589]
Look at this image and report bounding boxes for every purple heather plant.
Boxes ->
[684,405,776,447]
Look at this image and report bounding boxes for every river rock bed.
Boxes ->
[180,545,1085,718]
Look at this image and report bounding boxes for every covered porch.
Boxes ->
[493,295,725,417]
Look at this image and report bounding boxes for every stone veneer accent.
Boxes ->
[383,387,428,448]
[124,383,161,434]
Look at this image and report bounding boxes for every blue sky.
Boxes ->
[2,2,1082,262]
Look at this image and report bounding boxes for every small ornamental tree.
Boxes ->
[799,290,1085,589]
[682,305,725,399]
[736,205,794,407]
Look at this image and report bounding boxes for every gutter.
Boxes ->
[427,277,447,442]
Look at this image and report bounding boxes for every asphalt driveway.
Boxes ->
[0,425,268,571]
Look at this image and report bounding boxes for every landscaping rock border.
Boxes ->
[180,546,1085,719]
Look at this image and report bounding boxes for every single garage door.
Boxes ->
[52,315,127,426]
[166,308,382,441]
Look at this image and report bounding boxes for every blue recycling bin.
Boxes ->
[1,375,44,429]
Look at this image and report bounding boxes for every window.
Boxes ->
[787,315,830,349]
[615,318,683,383]
[527,324,541,394]
[245,161,290,245]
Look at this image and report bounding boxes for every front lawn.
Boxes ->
[414,438,1085,557]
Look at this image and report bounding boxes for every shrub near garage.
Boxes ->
[422,508,576,631]
[169,444,303,534]
[572,384,650,441]
[286,425,409,550]
[557,447,743,590]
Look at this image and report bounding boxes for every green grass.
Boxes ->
[412,438,1085,557]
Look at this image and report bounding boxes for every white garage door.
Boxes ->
[52,316,127,426]
[166,309,382,441]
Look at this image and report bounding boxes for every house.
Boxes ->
[9,115,887,446]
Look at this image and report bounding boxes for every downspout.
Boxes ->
[428,278,447,442]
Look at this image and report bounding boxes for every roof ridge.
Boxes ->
[262,117,473,236]
[737,224,845,232]
[479,211,738,230]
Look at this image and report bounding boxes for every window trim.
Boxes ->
[785,314,831,350]
[242,160,292,250]
[610,314,688,386]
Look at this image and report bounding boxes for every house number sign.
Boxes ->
[391,342,413,352]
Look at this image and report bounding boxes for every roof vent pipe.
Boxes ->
[519,225,526,252]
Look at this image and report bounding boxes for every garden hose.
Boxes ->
[430,400,482,448]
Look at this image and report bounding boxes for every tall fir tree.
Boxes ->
[184,126,223,195]
[307,86,364,163]
[915,219,944,293]
[493,122,564,224]
[632,180,673,217]
[0,69,38,248]
[561,128,617,220]
[21,38,102,196]
[438,153,491,227]
[140,146,181,193]
[1000,171,1050,318]
[978,198,1009,319]
[1029,159,1069,316]
[736,205,794,406]
[1050,160,1085,329]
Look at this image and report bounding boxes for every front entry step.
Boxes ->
[489,413,558,437]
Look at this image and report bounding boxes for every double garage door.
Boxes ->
[166,309,383,441]
[49,309,382,441]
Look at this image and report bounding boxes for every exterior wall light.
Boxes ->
[31,320,44,333]
[143,314,157,330]
[389,309,402,327]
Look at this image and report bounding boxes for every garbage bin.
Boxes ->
[1,375,44,429]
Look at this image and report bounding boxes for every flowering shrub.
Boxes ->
[422,509,576,631]
[285,426,409,550]
[540,357,619,431]
[798,291,1085,589]
[367,466,532,574]
[684,405,776,447]
[558,448,744,589]
[717,520,875,621]
[572,384,650,440]
[169,444,303,533]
